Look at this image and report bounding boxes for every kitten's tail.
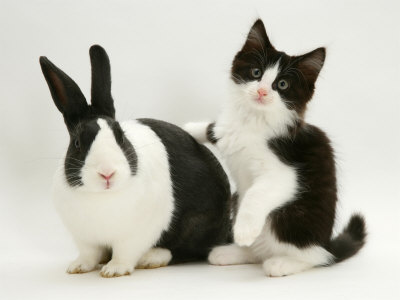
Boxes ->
[327,213,367,263]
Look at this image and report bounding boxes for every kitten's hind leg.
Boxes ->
[262,256,313,277]
[262,246,333,277]
[208,244,257,266]
[136,248,172,269]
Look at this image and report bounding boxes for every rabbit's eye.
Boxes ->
[74,139,80,149]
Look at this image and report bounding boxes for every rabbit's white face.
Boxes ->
[79,119,134,192]
[40,46,138,193]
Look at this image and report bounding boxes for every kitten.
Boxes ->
[184,19,366,277]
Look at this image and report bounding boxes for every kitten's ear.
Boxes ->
[39,56,88,128]
[89,45,115,119]
[242,19,274,50]
[296,47,326,84]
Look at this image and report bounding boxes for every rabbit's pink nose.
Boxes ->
[257,88,268,99]
[99,172,115,181]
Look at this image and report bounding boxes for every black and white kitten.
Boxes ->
[184,19,366,276]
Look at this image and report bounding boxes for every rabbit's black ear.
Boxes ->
[89,45,115,119]
[40,56,88,129]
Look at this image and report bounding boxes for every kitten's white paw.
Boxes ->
[100,260,133,278]
[209,246,234,265]
[262,257,312,277]
[67,258,97,274]
[136,248,172,269]
[182,122,204,134]
[208,245,253,265]
[233,215,264,247]
[182,122,209,142]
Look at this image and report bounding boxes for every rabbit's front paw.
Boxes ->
[100,260,133,278]
[67,258,97,274]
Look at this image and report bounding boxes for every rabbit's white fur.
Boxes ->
[54,119,174,277]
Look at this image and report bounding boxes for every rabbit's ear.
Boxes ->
[40,56,88,128]
[89,45,115,119]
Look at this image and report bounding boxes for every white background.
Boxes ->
[1,0,399,299]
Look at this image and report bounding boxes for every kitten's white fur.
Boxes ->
[54,119,174,277]
[184,63,333,276]
[136,248,172,269]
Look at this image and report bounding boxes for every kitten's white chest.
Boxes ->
[218,130,276,196]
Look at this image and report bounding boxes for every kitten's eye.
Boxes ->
[74,139,80,150]
[278,79,289,90]
[251,68,262,79]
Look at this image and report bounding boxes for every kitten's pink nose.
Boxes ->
[99,171,115,181]
[257,88,268,99]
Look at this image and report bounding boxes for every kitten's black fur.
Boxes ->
[268,124,366,263]
[208,20,366,263]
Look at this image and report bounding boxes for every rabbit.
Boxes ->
[39,45,232,278]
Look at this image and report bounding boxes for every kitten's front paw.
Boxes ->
[67,258,97,274]
[136,248,172,269]
[100,261,133,278]
[182,122,202,134]
[182,122,209,142]
[234,215,264,247]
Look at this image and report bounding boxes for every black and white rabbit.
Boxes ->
[40,45,232,277]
